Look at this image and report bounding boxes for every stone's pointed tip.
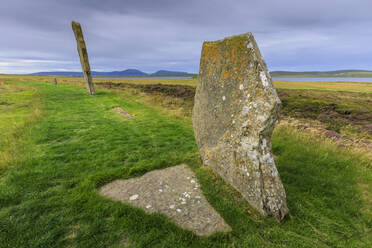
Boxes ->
[204,32,253,44]
[232,32,252,38]
[71,21,81,28]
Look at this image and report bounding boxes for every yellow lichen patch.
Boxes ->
[201,42,223,77]
[208,66,213,77]
[221,68,231,82]
[224,37,251,79]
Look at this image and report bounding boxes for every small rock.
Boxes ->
[129,194,139,201]
[113,107,134,119]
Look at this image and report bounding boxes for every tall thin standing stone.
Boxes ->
[53,78,57,85]
[192,33,289,221]
[71,21,96,95]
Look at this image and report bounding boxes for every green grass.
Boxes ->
[0,80,40,171]
[0,81,38,135]
[0,80,371,247]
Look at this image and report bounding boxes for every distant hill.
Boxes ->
[271,70,372,78]
[29,71,83,76]
[29,69,193,77]
[94,69,148,77]
[29,69,372,78]
[151,70,189,75]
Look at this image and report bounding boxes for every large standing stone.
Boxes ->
[53,78,57,85]
[72,21,96,95]
[192,33,289,221]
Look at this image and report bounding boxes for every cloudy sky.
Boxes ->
[1,0,372,74]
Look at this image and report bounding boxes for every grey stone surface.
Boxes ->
[53,78,57,85]
[192,33,289,221]
[71,21,96,95]
[99,164,231,236]
[113,107,134,119]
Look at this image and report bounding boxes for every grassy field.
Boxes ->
[0,76,371,247]
[87,77,372,143]
[2,75,372,92]
[0,80,40,172]
[274,81,372,93]
[271,70,372,78]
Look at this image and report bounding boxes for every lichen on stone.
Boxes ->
[192,32,289,221]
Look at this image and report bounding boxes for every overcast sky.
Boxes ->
[1,0,372,74]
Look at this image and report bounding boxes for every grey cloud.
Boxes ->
[1,0,372,73]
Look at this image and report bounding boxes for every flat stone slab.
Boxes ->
[99,164,231,236]
[113,107,134,118]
